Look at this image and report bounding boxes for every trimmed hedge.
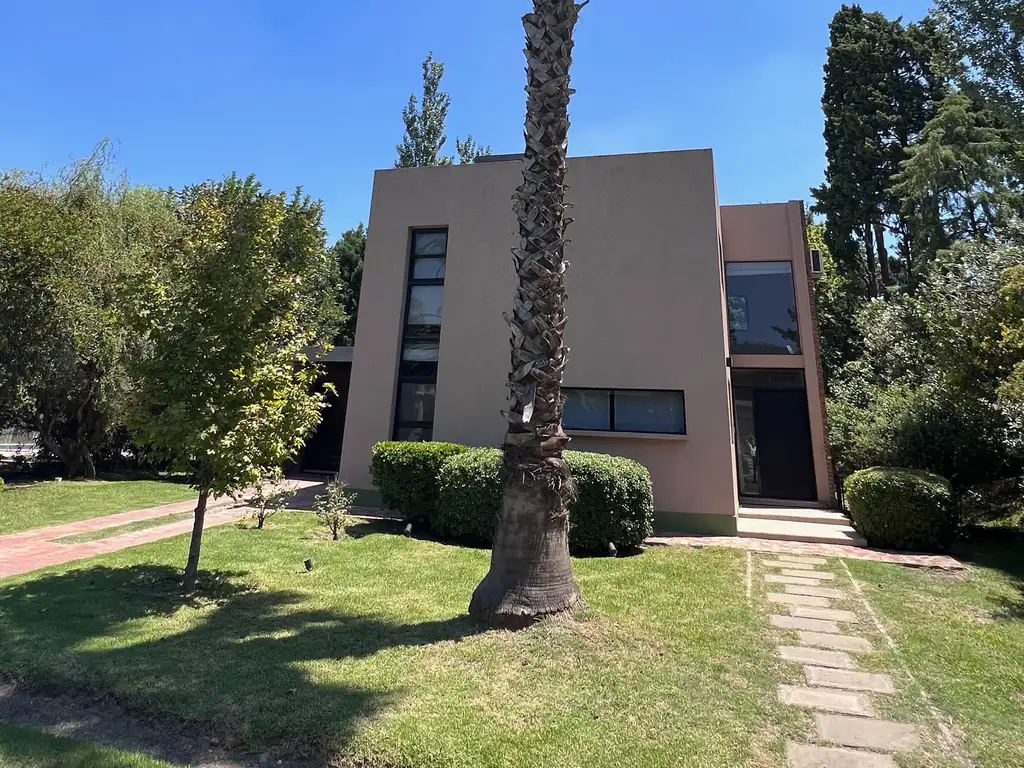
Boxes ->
[370,442,468,524]
[434,447,655,553]
[844,467,955,551]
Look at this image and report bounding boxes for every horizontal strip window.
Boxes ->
[563,388,686,435]
[394,228,448,442]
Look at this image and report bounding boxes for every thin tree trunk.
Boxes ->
[863,224,878,299]
[470,0,586,628]
[182,488,210,595]
[874,222,890,293]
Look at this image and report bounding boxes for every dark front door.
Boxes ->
[752,389,816,501]
[299,362,351,473]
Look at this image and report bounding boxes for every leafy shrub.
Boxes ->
[433,447,655,553]
[370,442,468,524]
[829,382,1013,490]
[433,449,502,544]
[844,467,955,551]
[249,474,296,530]
[313,475,357,541]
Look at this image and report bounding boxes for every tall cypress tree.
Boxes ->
[812,5,945,296]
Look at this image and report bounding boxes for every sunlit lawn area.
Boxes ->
[0,513,802,768]
[0,726,172,768]
[0,480,195,536]
[845,532,1024,768]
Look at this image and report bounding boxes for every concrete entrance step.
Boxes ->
[739,506,851,525]
[737,516,867,547]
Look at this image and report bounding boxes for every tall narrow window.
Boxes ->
[393,229,448,441]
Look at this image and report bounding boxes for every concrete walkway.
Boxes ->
[759,553,963,767]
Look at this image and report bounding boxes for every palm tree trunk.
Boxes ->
[469,0,586,629]
[182,488,210,595]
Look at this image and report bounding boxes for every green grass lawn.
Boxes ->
[0,726,172,768]
[845,532,1024,768]
[0,513,801,767]
[0,480,195,536]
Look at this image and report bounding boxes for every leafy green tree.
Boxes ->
[470,0,586,628]
[0,148,177,477]
[892,92,1022,253]
[331,224,366,344]
[396,53,491,168]
[808,223,862,388]
[127,175,334,594]
[813,5,946,295]
[935,0,1024,131]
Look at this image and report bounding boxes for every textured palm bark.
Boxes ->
[470,0,587,628]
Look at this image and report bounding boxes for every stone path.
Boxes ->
[648,535,963,570]
[760,553,933,767]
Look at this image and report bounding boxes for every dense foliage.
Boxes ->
[369,441,468,525]
[0,148,177,477]
[127,175,337,591]
[816,4,1024,528]
[434,447,655,553]
[845,467,955,550]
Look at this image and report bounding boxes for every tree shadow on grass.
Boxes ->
[955,528,1024,621]
[0,564,483,766]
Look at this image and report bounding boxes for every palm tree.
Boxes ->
[469,0,588,628]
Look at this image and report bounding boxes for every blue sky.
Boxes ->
[1,0,933,240]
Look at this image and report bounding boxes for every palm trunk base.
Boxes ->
[469,481,585,629]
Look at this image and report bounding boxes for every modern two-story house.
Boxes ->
[335,149,842,539]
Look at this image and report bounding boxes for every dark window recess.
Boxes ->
[725,261,801,355]
[563,388,686,435]
[393,229,447,442]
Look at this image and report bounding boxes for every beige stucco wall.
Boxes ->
[720,202,832,505]
[342,150,740,518]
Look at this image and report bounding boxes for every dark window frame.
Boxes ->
[562,387,687,435]
[394,228,448,441]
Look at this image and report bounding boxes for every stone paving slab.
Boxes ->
[805,667,895,694]
[799,631,873,653]
[766,559,818,570]
[790,606,859,623]
[786,743,896,768]
[766,574,828,587]
[781,569,837,581]
[646,535,964,570]
[777,555,829,566]
[768,592,832,608]
[786,584,846,599]
[771,615,842,634]
[778,645,856,669]
[778,684,876,716]
[817,714,921,753]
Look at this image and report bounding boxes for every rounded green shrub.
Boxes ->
[434,448,502,545]
[567,451,655,552]
[370,441,468,524]
[433,447,655,553]
[844,467,955,551]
